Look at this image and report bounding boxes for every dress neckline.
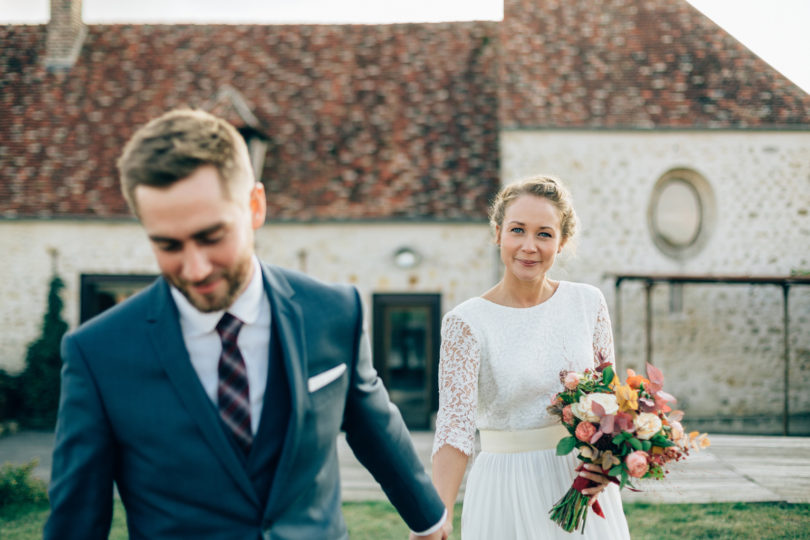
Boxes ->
[477,280,567,310]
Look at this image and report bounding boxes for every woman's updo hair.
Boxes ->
[489,175,577,242]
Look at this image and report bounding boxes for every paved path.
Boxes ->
[3,431,808,504]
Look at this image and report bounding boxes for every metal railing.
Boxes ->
[610,274,810,436]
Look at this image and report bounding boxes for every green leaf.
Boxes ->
[614,445,631,457]
[625,478,637,490]
[602,366,615,386]
[608,465,623,477]
[651,434,675,447]
[556,436,577,456]
[641,440,652,452]
[612,432,629,445]
[628,437,642,451]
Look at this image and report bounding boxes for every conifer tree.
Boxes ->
[19,273,68,428]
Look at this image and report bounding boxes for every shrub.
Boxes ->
[0,460,48,509]
[0,370,21,423]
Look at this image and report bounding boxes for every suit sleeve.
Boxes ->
[44,333,115,540]
[341,288,446,533]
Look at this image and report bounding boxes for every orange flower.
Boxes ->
[689,431,711,449]
[575,421,597,443]
[626,368,649,390]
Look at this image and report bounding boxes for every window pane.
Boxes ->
[653,179,701,247]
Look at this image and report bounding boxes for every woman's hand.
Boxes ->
[577,463,611,505]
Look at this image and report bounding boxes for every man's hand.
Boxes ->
[408,527,447,540]
[440,520,453,539]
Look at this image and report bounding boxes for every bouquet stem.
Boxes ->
[549,467,605,534]
[549,485,591,534]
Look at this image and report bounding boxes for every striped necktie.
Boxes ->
[215,312,252,454]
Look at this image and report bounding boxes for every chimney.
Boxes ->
[45,0,87,71]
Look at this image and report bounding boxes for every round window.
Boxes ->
[648,169,715,259]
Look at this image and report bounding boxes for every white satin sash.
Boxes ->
[479,424,569,454]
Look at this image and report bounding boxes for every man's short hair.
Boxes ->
[117,109,254,216]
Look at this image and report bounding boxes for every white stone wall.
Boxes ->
[502,130,810,433]
[4,129,808,433]
[0,220,495,373]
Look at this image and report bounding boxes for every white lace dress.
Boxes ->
[432,281,630,539]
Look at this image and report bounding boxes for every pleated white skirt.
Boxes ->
[461,449,630,540]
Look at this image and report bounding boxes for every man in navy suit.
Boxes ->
[45,109,446,539]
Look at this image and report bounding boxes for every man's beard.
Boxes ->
[168,256,252,313]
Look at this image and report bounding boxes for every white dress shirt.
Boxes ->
[171,256,269,435]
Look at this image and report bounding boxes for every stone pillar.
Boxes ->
[45,0,87,71]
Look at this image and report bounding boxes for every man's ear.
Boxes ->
[249,182,267,229]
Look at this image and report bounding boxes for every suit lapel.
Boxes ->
[259,264,311,516]
[145,279,259,507]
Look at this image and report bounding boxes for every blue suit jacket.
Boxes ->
[45,263,444,539]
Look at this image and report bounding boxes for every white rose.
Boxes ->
[670,420,685,443]
[571,393,619,422]
[634,412,663,440]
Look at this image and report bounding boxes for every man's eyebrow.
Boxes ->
[147,234,179,244]
[148,223,225,244]
[191,223,225,240]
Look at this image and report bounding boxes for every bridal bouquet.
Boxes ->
[546,359,710,533]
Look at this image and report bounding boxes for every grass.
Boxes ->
[2,500,809,539]
[624,501,810,540]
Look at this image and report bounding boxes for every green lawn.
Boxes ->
[2,500,809,539]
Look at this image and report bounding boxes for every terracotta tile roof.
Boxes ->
[499,0,810,128]
[0,22,500,219]
[2,0,809,220]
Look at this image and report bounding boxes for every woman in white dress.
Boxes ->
[431,176,631,539]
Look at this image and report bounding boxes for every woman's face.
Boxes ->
[496,194,566,284]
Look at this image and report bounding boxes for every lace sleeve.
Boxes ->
[593,292,616,368]
[431,313,481,457]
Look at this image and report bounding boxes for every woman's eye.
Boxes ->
[510,227,524,234]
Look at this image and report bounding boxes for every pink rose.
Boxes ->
[562,405,574,425]
[564,372,581,390]
[575,421,597,442]
[626,450,650,478]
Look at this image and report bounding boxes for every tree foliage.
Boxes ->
[17,274,68,428]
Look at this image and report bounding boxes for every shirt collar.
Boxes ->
[170,256,264,337]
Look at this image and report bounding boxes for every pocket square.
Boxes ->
[307,364,347,392]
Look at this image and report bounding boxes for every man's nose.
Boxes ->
[181,245,212,283]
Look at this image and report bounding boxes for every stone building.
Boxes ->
[2,0,809,432]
